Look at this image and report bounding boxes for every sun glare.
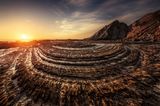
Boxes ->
[20,34,31,42]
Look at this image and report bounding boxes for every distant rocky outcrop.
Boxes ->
[127,10,160,41]
[89,20,129,40]
[89,10,160,41]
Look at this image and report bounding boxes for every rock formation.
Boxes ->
[89,20,129,40]
[127,10,160,41]
[89,10,160,41]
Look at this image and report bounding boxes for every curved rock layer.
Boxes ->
[0,41,160,106]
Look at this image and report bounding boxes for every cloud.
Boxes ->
[51,0,160,38]
[0,0,160,39]
[68,0,89,6]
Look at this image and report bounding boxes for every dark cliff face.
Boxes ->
[90,20,129,40]
[127,10,160,41]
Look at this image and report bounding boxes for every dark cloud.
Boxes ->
[1,0,160,23]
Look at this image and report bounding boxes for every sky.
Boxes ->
[0,0,160,41]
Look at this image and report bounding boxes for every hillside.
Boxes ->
[89,20,129,40]
[127,10,160,41]
[89,10,160,41]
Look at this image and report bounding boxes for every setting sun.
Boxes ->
[20,34,32,42]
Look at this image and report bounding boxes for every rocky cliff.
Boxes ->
[89,20,129,40]
[89,10,160,41]
[127,10,160,41]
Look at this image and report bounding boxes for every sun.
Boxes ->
[20,34,31,42]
